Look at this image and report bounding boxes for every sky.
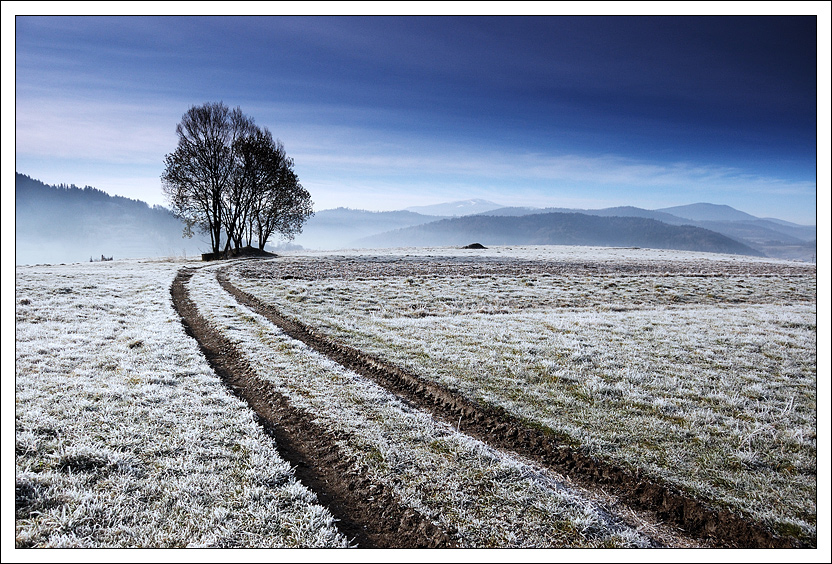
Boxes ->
[7,6,830,225]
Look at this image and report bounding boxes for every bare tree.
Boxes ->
[232,127,277,249]
[163,102,311,256]
[162,102,254,255]
[258,157,313,249]
[235,127,314,250]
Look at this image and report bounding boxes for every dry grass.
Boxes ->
[231,246,817,544]
[14,259,347,548]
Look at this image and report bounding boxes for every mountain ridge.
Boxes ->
[292,207,446,250]
[655,203,760,222]
[463,204,814,260]
[404,199,503,216]
[354,212,766,257]
[15,173,206,265]
[15,172,816,263]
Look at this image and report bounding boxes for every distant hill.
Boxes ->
[656,203,759,222]
[15,173,206,265]
[292,207,444,250]
[16,178,814,261]
[474,206,541,217]
[355,212,765,256]
[490,206,686,224]
[296,200,814,259]
[404,199,503,216]
[474,204,815,261]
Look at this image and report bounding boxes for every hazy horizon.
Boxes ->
[13,173,820,227]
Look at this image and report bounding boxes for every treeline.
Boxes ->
[15,172,207,264]
[15,173,186,237]
[17,173,157,210]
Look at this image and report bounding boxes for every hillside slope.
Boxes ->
[404,199,503,216]
[656,203,758,222]
[15,173,205,264]
[355,212,765,256]
[476,205,815,261]
[292,207,443,250]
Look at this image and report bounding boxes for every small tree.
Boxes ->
[163,102,312,255]
[236,127,313,250]
[162,102,255,255]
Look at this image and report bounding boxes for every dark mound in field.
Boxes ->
[228,246,278,258]
[462,243,487,249]
[202,246,278,261]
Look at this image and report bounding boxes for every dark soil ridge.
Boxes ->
[170,268,457,548]
[218,267,808,549]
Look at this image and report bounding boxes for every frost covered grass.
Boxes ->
[232,246,817,543]
[14,259,348,548]
[188,264,653,548]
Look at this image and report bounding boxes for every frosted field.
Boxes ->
[189,263,655,548]
[231,245,818,543]
[14,259,347,548]
[13,246,818,548]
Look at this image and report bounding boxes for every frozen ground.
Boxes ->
[14,259,347,548]
[12,245,819,548]
[188,262,654,547]
[232,245,818,543]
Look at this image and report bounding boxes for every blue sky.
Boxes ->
[9,9,828,224]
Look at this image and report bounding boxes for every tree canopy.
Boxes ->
[162,102,312,255]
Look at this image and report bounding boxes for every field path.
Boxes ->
[171,267,456,548]
[214,263,803,549]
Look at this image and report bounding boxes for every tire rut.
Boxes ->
[171,267,458,548]
[218,265,806,549]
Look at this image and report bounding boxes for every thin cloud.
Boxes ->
[293,143,815,198]
[11,16,819,226]
[15,97,180,163]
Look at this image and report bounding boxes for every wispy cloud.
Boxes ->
[15,95,815,220]
[292,138,816,197]
[11,15,819,226]
[15,96,180,164]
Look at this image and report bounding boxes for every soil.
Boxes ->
[170,268,457,548]
[216,265,808,549]
[202,246,278,261]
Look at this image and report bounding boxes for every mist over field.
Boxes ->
[17,173,816,265]
[289,201,816,261]
[15,173,206,265]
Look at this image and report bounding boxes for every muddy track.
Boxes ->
[170,268,457,548]
[218,266,806,549]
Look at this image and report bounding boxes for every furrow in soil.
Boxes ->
[171,267,457,548]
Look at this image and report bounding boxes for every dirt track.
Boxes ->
[171,268,457,548]
[214,263,805,549]
[169,260,806,548]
